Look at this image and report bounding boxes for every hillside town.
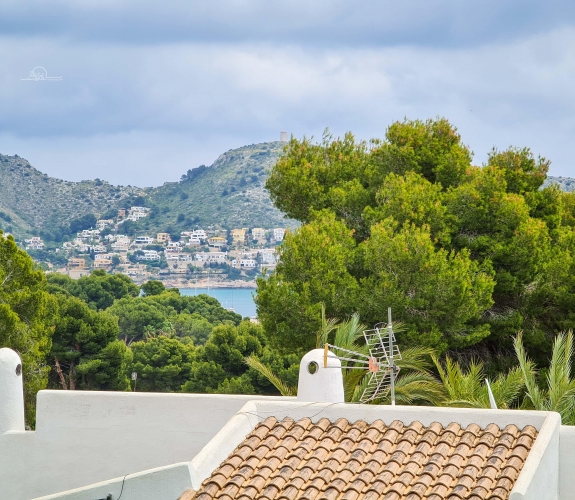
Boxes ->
[20,206,287,287]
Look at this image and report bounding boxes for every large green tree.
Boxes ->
[259,118,575,366]
[47,270,139,310]
[49,292,131,391]
[181,321,297,395]
[0,232,56,423]
[129,336,195,392]
[107,291,242,345]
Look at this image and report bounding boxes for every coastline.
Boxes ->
[161,278,257,289]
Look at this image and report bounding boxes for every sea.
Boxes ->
[180,287,257,318]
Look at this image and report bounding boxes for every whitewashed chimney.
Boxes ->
[0,348,25,434]
[297,348,345,403]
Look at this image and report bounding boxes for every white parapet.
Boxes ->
[0,348,25,434]
[0,391,287,500]
[297,348,345,403]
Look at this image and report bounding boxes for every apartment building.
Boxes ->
[273,228,286,241]
[134,236,154,245]
[138,250,161,261]
[24,237,44,250]
[251,228,266,240]
[231,228,247,243]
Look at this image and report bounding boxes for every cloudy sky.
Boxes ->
[0,1,573,186]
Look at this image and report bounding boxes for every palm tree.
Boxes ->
[514,330,575,424]
[246,307,365,399]
[432,355,524,409]
[247,306,443,405]
[245,356,297,396]
[351,347,444,405]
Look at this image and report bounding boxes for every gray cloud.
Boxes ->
[1,1,574,47]
[0,2,573,185]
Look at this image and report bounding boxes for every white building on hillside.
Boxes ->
[239,258,257,268]
[90,245,107,253]
[138,250,160,261]
[195,252,226,263]
[273,227,286,241]
[111,241,130,252]
[259,250,278,265]
[186,236,201,246]
[96,219,114,230]
[134,236,154,246]
[25,237,44,250]
[165,242,182,253]
[78,230,100,239]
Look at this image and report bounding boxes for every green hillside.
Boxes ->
[545,176,575,192]
[1,140,568,243]
[0,142,296,241]
[142,141,295,233]
[0,154,144,239]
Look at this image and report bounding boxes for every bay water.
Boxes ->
[180,287,257,318]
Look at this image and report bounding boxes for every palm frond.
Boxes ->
[316,303,339,348]
[334,313,366,351]
[433,354,522,409]
[514,332,545,410]
[397,347,435,373]
[514,330,575,423]
[245,355,297,396]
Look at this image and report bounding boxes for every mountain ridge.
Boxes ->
[0,141,295,240]
[0,143,573,241]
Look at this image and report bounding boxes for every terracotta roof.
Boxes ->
[188,416,538,500]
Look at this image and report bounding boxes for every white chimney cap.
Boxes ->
[297,348,345,403]
[0,348,25,434]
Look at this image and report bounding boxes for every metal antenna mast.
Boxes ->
[322,308,401,404]
[388,307,395,406]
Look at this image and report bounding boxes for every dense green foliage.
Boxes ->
[49,291,131,391]
[260,119,575,369]
[47,270,139,310]
[0,231,56,423]
[5,123,575,426]
[130,336,194,392]
[181,321,299,394]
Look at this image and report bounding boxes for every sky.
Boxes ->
[0,1,574,186]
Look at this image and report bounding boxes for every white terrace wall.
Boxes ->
[32,400,565,500]
[560,425,575,500]
[0,390,284,500]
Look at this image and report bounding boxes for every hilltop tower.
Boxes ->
[280,131,288,142]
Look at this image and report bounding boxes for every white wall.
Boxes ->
[30,399,565,500]
[510,412,560,500]
[0,391,284,500]
[560,425,575,500]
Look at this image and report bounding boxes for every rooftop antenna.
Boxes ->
[323,307,401,404]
